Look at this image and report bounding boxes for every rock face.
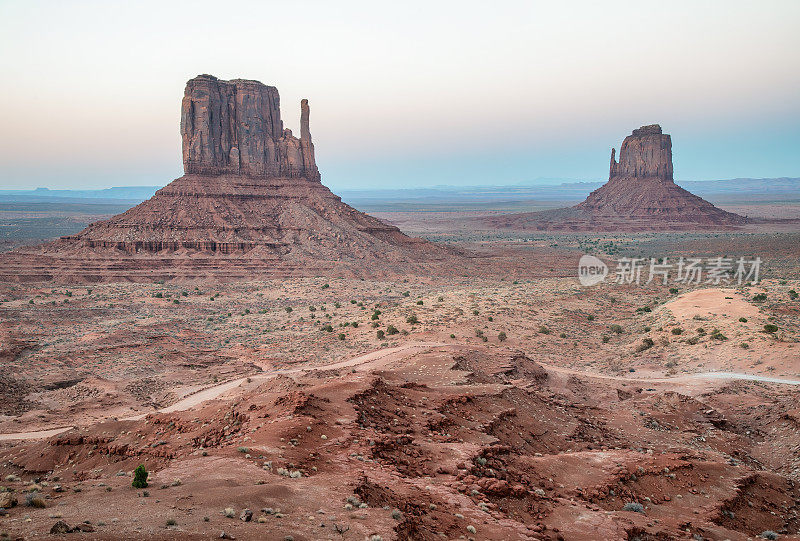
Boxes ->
[180,75,319,180]
[482,124,746,231]
[0,75,455,282]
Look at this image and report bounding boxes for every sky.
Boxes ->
[0,0,798,190]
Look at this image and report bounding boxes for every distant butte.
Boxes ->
[0,75,456,282]
[482,124,747,231]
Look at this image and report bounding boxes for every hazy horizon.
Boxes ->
[1,0,798,191]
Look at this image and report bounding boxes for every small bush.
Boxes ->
[322,324,333,332]
[671,327,683,335]
[740,342,749,349]
[636,338,654,352]
[538,326,550,335]
[285,307,293,313]
[166,519,177,526]
[416,300,423,305]
[386,325,399,335]
[752,293,767,302]
[25,492,46,508]
[763,324,779,333]
[711,329,728,340]
[406,315,418,324]
[669,288,679,294]
[498,331,507,342]
[338,333,346,341]
[587,315,595,321]
[789,289,798,300]
[739,317,748,323]
[602,335,610,343]
[401,291,410,297]
[623,502,644,513]
[132,464,148,489]
[610,324,623,334]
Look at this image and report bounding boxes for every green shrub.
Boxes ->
[669,288,679,294]
[406,315,418,324]
[538,326,550,335]
[739,317,748,323]
[401,291,410,297]
[610,324,623,334]
[338,333,346,341]
[386,325,399,335]
[763,324,779,333]
[587,315,595,321]
[498,332,507,342]
[602,335,610,343]
[753,293,767,302]
[132,464,148,488]
[376,330,385,340]
[789,290,798,300]
[449,333,455,338]
[322,324,333,332]
[416,300,423,305]
[671,327,683,335]
[285,307,293,313]
[636,338,654,352]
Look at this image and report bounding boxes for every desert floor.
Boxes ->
[0,220,799,540]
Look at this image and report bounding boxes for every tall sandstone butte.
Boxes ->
[1,75,452,281]
[180,75,319,180]
[483,124,746,231]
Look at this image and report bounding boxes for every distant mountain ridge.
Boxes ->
[0,177,797,206]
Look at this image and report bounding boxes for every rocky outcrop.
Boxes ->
[480,124,746,231]
[0,74,456,281]
[608,124,673,182]
[180,75,319,180]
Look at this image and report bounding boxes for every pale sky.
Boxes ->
[0,0,798,190]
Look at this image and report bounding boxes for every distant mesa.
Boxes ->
[0,75,454,281]
[482,124,747,231]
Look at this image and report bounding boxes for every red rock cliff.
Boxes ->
[180,75,319,180]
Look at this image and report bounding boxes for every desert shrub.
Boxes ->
[406,315,418,324]
[686,336,699,345]
[643,326,651,332]
[636,306,652,313]
[752,293,767,302]
[376,330,385,339]
[322,324,333,332]
[763,324,779,333]
[623,502,644,513]
[610,324,623,334]
[669,288,679,294]
[587,315,595,321]
[25,492,46,508]
[321,283,329,289]
[602,335,610,343]
[338,333,346,341]
[636,338,654,352]
[559,333,566,338]
[386,325,399,335]
[472,309,479,316]
[437,296,444,302]
[309,306,317,312]
[351,322,359,328]
[739,317,748,323]
[498,331,507,342]
[740,342,749,349]
[538,326,550,335]
[671,327,683,335]
[132,464,148,489]
[401,291,410,297]
[166,519,177,526]
[790,290,798,300]
[697,327,706,335]
[474,329,484,338]
[710,329,728,340]
[237,447,249,453]
[285,307,292,313]
[416,300,423,305]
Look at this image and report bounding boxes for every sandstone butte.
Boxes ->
[481,124,747,231]
[0,75,456,282]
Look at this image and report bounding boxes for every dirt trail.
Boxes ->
[3,342,799,441]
